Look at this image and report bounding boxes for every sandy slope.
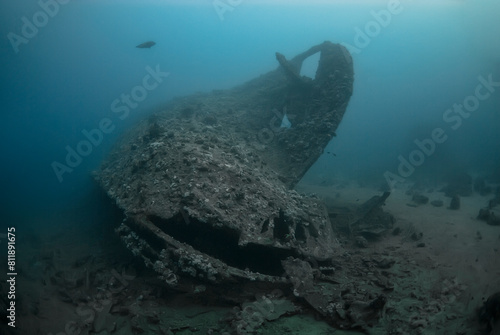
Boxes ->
[298,181,500,333]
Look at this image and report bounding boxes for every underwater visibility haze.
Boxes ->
[1,0,500,334]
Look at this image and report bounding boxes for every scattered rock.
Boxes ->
[488,210,500,226]
[477,208,490,221]
[474,177,492,196]
[477,208,500,226]
[476,231,482,241]
[449,195,460,210]
[441,172,473,197]
[478,292,500,334]
[373,257,395,269]
[430,200,444,207]
[490,198,500,209]
[392,227,402,235]
[412,193,429,205]
[489,189,500,208]
[411,231,423,241]
[355,236,369,248]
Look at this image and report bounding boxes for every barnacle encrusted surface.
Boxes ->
[96,41,354,283]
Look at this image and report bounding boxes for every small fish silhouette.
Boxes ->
[136,41,156,49]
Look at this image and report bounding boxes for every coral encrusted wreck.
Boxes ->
[96,41,383,330]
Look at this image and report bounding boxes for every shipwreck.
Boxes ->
[96,41,392,331]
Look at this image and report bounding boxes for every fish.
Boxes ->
[136,41,156,49]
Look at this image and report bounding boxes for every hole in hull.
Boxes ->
[148,213,297,276]
[300,52,320,79]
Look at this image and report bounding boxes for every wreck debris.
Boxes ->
[477,187,500,225]
[449,194,461,210]
[328,191,394,241]
[478,292,500,334]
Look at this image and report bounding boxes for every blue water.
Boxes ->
[1,0,499,225]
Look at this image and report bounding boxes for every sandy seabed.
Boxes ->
[298,181,500,334]
[4,182,499,335]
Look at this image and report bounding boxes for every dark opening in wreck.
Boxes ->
[147,212,299,276]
